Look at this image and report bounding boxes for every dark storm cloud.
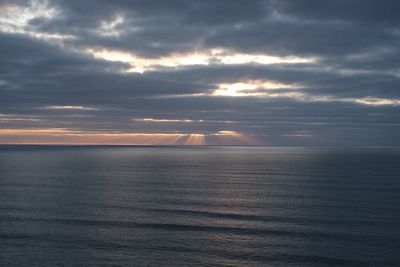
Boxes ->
[1,0,400,145]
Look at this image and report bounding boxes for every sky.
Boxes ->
[0,0,400,146]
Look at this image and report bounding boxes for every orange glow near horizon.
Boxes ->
[184,134,205,145]
[0,128,185,145]
[0,128,261,145]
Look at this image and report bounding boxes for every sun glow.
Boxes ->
[162,82,400,107]
[214,130,241,136]
[213,80,301,97]
[184,134,205,145]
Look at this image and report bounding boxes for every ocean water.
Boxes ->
[0,146,399,266]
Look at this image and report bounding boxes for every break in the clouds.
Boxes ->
[0,0,399,145]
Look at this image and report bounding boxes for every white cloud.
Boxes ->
[97,13,126,37]
[44,105,98,110]
[0,0,74,41]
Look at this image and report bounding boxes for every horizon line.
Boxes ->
[1,144,399,149]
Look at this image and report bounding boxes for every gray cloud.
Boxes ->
[273,0,400,26]
[0,0,399,145]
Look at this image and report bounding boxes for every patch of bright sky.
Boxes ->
[213,80,302,97]
[97,14,126,37]
[133,118,202,123]
[169,80,400,106]
[0,0,73,41]
[0,114,40,122]
[352,97,400,106]
[86,48,316,73]
[214,130,241,136]
[302,96,400,106]
[45,105,98,110]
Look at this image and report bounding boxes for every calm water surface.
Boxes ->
[0,146,399,266]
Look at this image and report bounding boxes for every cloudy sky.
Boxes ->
[0,0,399,145]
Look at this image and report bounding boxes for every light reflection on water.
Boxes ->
[0,146,399,266]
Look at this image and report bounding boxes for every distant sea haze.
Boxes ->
[1,146,399,266]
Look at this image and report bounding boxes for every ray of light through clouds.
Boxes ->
[1,0,400,145]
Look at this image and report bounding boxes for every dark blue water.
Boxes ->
[0,146,399,266]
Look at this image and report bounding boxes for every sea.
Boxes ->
[0,145,399,266]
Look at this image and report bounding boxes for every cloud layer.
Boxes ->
[1,0,399,145]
